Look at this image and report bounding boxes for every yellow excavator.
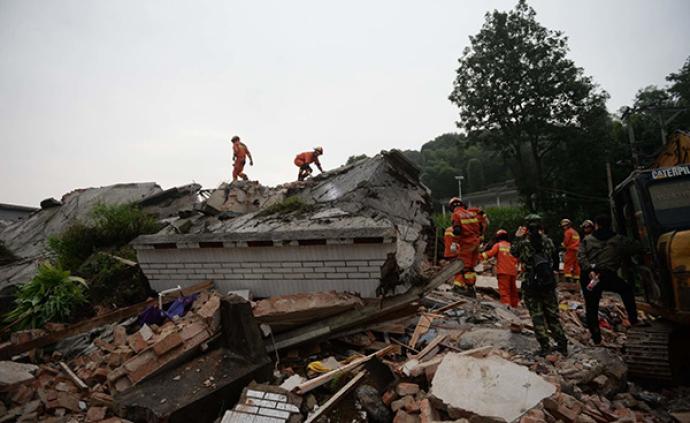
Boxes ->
[612,130,690,383]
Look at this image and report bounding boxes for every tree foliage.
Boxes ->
[449,0,609,210]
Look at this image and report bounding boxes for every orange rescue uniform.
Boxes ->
[443,227,464,286]
[562,227,581,280]
[232,142,251,180]
[450,207,482,287]
[294,151,320,168]
[481,240,519,307]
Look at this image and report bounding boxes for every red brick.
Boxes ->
[113,326,127,346]
[152,332,183,356]
[124,351,158,383]
[392,396,419,414]
[396,383,420,397]
[127,332,148,353]
[393,409,420,423]
[179,322,206,341]
[55,392,81,412]
[419,399,437,423]
[86,406,108,422]
[107,352,125,368]
[382,389,397,406]
[95,338,116,354]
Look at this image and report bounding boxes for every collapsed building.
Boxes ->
[132,151,433,298]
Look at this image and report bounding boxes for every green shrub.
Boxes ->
[4,262,87,330]
[48,203,159,270]
[47,222,97,270]
[77,252,151,308]
[90,203,159,247]
[257,196,315,217]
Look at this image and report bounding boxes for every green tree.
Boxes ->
[449,0,609,207]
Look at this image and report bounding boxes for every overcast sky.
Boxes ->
[1,0,689,206]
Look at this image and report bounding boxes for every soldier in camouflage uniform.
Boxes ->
[511,214,568,356]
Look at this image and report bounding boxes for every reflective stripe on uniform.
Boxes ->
[460,218,479,224]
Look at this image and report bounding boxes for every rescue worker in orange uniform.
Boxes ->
[231,136,253,181]
[560,218,581,283]
[481,229,519,307]
[449,197,482,296]
[294,147,324,181]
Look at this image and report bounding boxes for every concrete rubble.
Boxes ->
[430,353,556,421]
[0,182,202,291]
[132,151,433,297]
[1,153,689,423]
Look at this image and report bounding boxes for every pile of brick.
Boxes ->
[0,292,221,422]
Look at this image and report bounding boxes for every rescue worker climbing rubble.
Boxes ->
[511,214,568,356]
[449,197,482,297]
[230,136,253,182]
[294,147,324,181]
[481,229,519,307]
[560,218,581,283]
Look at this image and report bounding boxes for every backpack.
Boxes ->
[527,250,556,289]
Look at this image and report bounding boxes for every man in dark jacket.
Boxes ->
[577,214,640,344]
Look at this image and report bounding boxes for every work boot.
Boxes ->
[452,284,465,295]
[591,330,602,345]
[537,345,551,357]
[557,341,568,356]
[466,285,477,298]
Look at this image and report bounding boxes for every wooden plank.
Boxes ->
[436,299,467,313]
[412,334,447,362]
[0,280,214,360]
[409,314,434,349]
[59,361,88,390]
[294,345,394,395]
[304,370,367,423]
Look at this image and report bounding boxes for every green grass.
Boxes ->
[256,196,316,218]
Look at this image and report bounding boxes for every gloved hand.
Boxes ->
[450,243,458,254]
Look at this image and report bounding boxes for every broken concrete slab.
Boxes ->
[458,328,540,355]
[203,181,284,216]
[0,361,39,391]
[133,151,433,298]
[115,347,270,423]
[430,353,556,422]
[252,291,364,333]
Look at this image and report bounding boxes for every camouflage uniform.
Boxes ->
[511,233,568,353]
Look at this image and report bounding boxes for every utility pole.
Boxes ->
[455,175,464,199]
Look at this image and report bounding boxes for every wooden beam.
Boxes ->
[304,370,367,423]
[0,280,214,360]
[294,345,393,395]
[59,361,88,390]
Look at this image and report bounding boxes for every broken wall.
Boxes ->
[133,151,433,298]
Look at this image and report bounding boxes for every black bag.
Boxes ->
[527,251,556,289]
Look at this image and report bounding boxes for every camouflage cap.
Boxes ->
[524,213,542,223]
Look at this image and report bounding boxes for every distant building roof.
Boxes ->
[0,203,39,213]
